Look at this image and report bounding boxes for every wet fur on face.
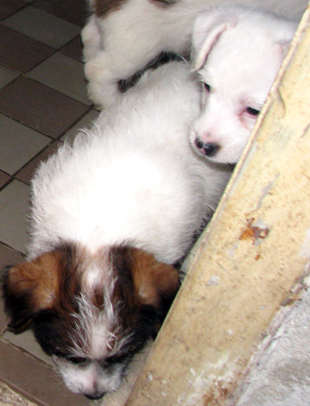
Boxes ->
[2,244,179,399]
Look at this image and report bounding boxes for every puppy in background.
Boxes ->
[82,0,303,109]
[82,0,209,107]
[190,6,298,164]
[1,61,231,400]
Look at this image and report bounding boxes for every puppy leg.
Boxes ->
[81,15,102,63]
[84,41,165,108]
[84,52,122,108]
[83,5,180,108]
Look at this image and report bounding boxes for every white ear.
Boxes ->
[191,8,238,71]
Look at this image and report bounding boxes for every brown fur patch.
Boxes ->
[109,246,142,331]
[2,245,81,333]
[7,253,60,310]
[110,245,180,351]
[94,0,129,18]
[2,244,180,359]
[110,246,180,308]
[130,248,180,307]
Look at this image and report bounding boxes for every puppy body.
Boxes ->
[190,6,298,164]
[82,0,303,108]
[2,62,231,400]
[29,62,230,264]
[82,0,208,107]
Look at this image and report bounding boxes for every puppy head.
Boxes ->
[1,244,179,400]
[190,6,297,164]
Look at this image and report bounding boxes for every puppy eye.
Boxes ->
[66,356,88,365]
[103,353,129,367]
[105,355,123,365]
[203,82,211,93]
[246,107,260,116]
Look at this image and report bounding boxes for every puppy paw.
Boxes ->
[87,79,120,109]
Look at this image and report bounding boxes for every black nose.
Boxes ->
[195,139,219,157]
[85,392,106,400]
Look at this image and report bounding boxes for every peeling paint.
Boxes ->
[184,370,210,406]
[256,174,279,210]
[190,368,196,376]
[207,275,220,286]
[239,217,270,246]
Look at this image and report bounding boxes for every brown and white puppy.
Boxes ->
[1,61,231,400]
[2,245,179,400]
[81,0,304,108]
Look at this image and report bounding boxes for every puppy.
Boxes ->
[190,6,298,164]
[1,62,232,400]
[82,0,303,109]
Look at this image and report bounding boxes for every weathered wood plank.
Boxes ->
[126,4,310,406]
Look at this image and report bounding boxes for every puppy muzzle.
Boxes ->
[195,138,220,157]
[85,391,106,400]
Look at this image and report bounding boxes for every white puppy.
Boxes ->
[190,6,298,164]
[82,0,303,109]
[2,62,231,400]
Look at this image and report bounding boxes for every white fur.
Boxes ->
[28,62,231,397]
[54,355,124,395]
[29,62,231,264]
[53,290,128,396]
[82,0,304,108]
[190,6,298,164]
[54,342,153,406]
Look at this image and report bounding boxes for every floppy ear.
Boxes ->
[191,9,238,71]
[131,249,180,311]
[1,252,61,333]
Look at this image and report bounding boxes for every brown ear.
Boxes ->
[131,249,180,308]
[1,252,61,333]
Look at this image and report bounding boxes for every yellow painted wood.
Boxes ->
[126,4,310,406]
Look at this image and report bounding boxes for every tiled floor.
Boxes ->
[0,0,99,259]
[0,1,99,405]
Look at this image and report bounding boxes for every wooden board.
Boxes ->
[126,3,310,405]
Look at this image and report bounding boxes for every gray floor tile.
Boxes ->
[0,113,50,175]
[0,180,29,254]
[27,52,90,105]
[0,76,89,138]
[60,35,83,62]
[0,0,26,20]
[0,65,19,89]
[0,171,10,188]
[0,242,24,269]
[62,108,99,141]
[16,140,62,185]
[32,0,87,27]
[3,330,53,366]
[2,6,80,48]
[0,1,104,404]
[0,24,55,74]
